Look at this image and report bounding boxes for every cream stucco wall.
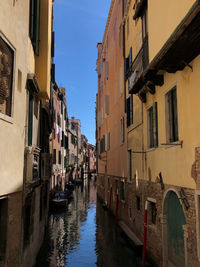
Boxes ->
[148,0,196,62]
[0,0,31,195]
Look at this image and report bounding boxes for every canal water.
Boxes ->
[35,178,148,267]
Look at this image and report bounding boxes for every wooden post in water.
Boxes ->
[115,189,119,227]
[109,187,112,213]
[142,200,148,267]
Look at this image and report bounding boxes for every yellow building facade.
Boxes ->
[124,0,200,266]
[0,0,53,266]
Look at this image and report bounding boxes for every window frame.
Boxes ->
[121,116,124,144]
[165,86,179,143]
[0,33,15,120]
[128,150,132,182]
[147,102,158,149]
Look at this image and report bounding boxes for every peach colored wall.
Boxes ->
[97,0,127,178]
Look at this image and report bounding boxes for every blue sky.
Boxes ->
[54,0,111,145]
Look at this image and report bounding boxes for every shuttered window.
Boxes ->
[105,133,110,151]
[126,95,133,127]
[53,149,56,164]
[128,150,132,181]
[147,102,158,148]
[166,87,178,142]
[105,95,109,115]
[59,151,61,164]
[28,92,34,146]
[121,117,124,144]
[65,135,68,150]
[0,36,14,117]
[29,0,40,55]
[121,181,125,200]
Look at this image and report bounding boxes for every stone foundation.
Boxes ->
[97,174,200,266]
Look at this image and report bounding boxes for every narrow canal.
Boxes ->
[35,178,150,267]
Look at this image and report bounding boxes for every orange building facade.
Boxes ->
[96,0,128,214]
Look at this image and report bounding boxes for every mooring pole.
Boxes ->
[115,189,119,227]
[109,186,112,213]
[142,200,148,267]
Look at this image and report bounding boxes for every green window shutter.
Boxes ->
[168,91,173,142]
[121,182,125,200]
[29,0,34,40]
[130,94,133,124]
[148,106,154,148]
[59,151,61,164]
[35,0,40,55]
[172,87,178,142]
[153,102,158,147]
[53,149,56,164]
[126,97,130,127]
[28,93,33,146]
[129,47,132,67]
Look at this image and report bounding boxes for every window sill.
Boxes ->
[0,113,13,124]
[146,147,157,153]
[160,140,183,149]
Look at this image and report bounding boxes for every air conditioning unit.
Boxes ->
[25,146,41,183]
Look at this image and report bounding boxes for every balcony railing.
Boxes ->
[128,35,149,93]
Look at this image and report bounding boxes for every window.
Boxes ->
[58,151,61,164]
[105,95,109,115]
[121,117,124,144]
[150,202,157,224]
[29,0,40,55]
[128,150,132,181]
[100,135,105,154]
[166,87,178,142]
[142,6,148,40]
[105,133,110,151]
[61,102,63,115]
[0,198,8,261]
[121,181,125,200]
[57,114,61,126]
[126,95,133,127]
[136,196,141,211]
[127,17,129,39]
[53,149,56,164]
[147,102,158,148]
[105,61,109,80]
[28,92,34,146]
[0,36,14,117]
[23,193,35,247]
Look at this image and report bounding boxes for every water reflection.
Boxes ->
[35,179,146,267]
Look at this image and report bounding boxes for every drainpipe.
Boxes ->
[142,200,148,267]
